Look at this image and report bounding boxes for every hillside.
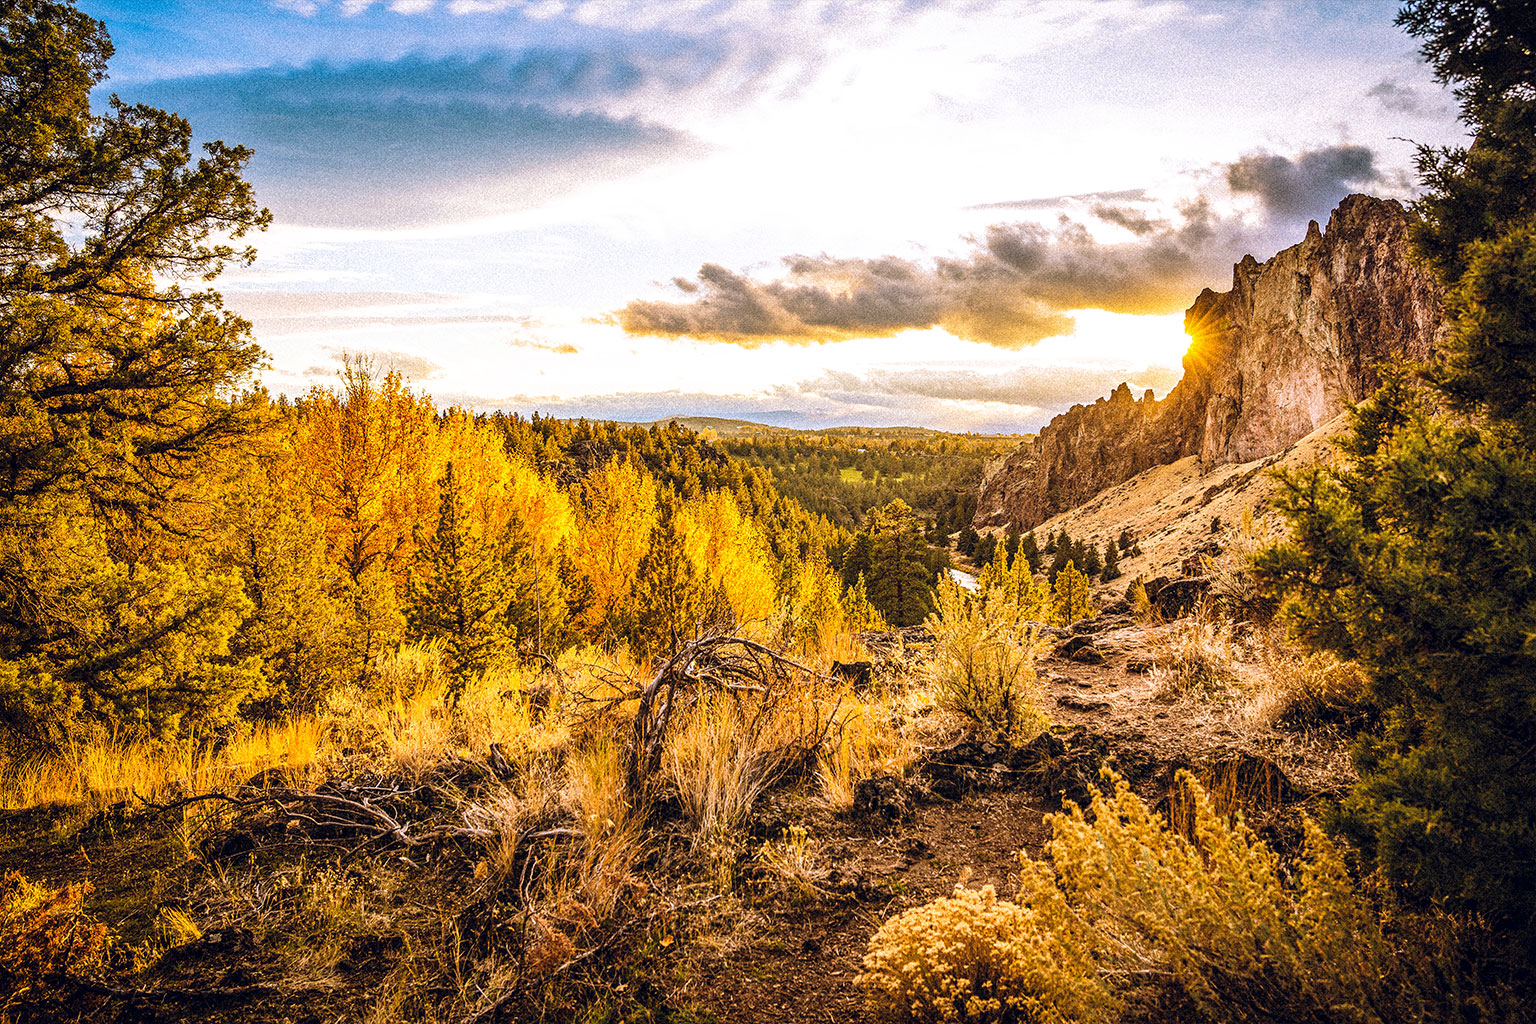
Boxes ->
[974,195,1444,531]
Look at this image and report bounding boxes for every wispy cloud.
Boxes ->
[132,49,714,227]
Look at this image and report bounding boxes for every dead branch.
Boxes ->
[461,893,725,1024]
[624,633,830,800]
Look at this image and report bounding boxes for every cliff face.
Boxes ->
[973,195,1445,530]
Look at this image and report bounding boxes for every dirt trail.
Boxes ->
[678,626,1352,1023]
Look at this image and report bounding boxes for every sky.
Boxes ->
[87,0,1467,433]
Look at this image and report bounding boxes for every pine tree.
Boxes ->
[1051,560,1092,626]
[1100,541,1121,582]
[1256,1,1536,938]
[1019,531,1042,572]
[865,499,937,626]
[633,496,707,659]
[406,463,516,696]
[1079,541,1103,579]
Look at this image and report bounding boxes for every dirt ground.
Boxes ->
[0,618,1352,1024]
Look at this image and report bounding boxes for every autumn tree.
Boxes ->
[294,361,439,676]
[568,459,658,643]
[1051,560,1092,625]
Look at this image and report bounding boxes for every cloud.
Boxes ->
[429,357,1183,433]
[224,290,539,335]
[1224,145,1381,220]
[132,49,710,227]
[1366,78,1436,115]
[618,144,1388,348]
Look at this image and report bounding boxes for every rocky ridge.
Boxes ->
[974,195,1445,530]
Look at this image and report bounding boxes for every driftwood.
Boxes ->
[142,783,434,849]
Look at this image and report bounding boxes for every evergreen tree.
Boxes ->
[1079,541,1103,579]
[842,573,887,633]
[865,499,937,627]
[1257,1,1536,938]
[840,531,875,589]
[1019,531,1042,572]
[1100,541,1121,582]
[633,496,708,659]
[406,463,516,696]
[0,1,270,743]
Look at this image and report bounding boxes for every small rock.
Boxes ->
[852,775,914,822]
[1070,646,1106,665]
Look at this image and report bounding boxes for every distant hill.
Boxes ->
[627,416,1029,441]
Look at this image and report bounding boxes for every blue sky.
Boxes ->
[88,0,1466,431]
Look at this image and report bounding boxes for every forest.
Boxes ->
[2,1,1535,1022]
[712,427,1024,537]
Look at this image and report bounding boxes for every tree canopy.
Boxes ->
[1258,0,1536,939]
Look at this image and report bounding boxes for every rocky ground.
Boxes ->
[0,610,1353,1023]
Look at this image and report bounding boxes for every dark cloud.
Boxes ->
[618,255,1073,349]
[130,48,710,227]
[1225,145,1381,220]
[618,144,1386,349]
[1366,78,1430,115]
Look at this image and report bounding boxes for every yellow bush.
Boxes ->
[0,871,114,1004]
[925,577,1048,743]
[858,883,1113,1024]
[863,773,1491,1024]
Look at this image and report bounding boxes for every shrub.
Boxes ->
[925,577,1048,744]
[858,883,1112,1024]
[0,871,114,1005]
[862,773,1513,1024]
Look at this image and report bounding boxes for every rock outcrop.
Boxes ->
[973,195,1445,530]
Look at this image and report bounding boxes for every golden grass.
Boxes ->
[0,716,325,811]
[818,687,921,810]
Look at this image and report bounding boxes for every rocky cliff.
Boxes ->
[973,195,1445,530]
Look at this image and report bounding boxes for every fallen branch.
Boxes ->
[462,893,725,1024]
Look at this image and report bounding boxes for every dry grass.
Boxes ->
[818,687,921,810]
[1145,602,1243,703]
[1246,640,1369,729]
[0,716,326,812]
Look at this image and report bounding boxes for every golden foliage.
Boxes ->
[858,883,1111,1024]
[0,872,114,1004]
[926,576,1048,743]
[863,771,1493,1024]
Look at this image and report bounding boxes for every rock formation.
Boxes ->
[973,195,1445,530]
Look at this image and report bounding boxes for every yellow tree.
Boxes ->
[678,489,777,630]
[1052,560,1093,625]
[294,362,441,675]
[569,459,658,643]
